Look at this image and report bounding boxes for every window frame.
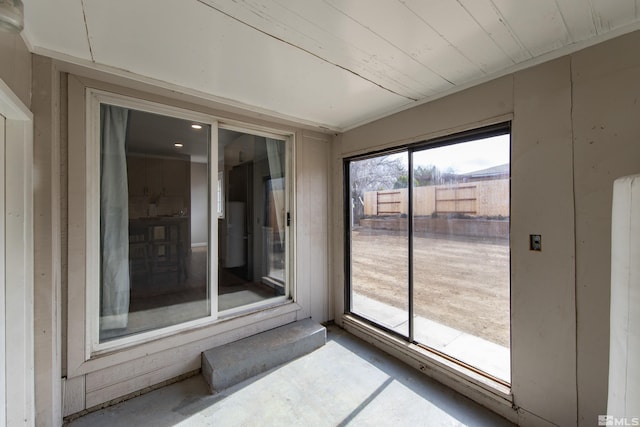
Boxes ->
[344,122,512,384]
[84,88,295,356]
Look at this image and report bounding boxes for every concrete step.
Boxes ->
[201,319,326,393]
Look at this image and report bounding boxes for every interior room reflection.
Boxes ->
[100,106,286,342]
[216,128,287,312]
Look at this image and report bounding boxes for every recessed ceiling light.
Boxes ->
[191,124,202,130]
[174,142,184,148]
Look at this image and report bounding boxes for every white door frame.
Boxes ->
[0,112,6,427]
[0,77,34,426]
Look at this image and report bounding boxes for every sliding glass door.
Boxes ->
[346,125,511,383]
[93,93,291,347]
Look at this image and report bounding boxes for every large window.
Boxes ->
[90,91,291,348]
[346,124,511,384]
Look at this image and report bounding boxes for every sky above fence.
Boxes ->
[413,134,510,174]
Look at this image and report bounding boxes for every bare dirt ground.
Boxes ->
[351,228,510,347]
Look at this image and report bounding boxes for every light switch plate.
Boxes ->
[530,234,542,251]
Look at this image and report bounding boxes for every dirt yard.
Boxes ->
[351,228,510,347]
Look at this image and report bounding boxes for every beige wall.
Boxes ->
[0,32,31,107]
[32,56,63,426]
[572,32,640,425]
[511,54,576,426]
[334,29,640,427]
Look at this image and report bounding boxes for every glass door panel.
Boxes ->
[217,131,288,312]
[349,152,409,337]
[412,135,511,382]
[99,105,211,342]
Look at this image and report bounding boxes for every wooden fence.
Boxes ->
[363,178,509,218]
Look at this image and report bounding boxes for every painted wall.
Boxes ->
[297,131,331,323]
[572,32,640,425]
[333,29,640,427]
[32,55,63,427]
[0,32,31,107]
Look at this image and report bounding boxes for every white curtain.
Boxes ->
[100,105,130,331]
[266,138,285,247]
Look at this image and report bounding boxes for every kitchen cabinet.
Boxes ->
[127,155,189,198]
[161,158,189,196]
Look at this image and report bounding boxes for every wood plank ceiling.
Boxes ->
[22,0,640,131]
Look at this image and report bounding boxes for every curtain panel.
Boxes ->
[100,104,130,332]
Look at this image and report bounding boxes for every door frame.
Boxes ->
[0,110,5,427]
[0,77,34,426]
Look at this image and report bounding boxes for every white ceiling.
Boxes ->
[22,0,640,131]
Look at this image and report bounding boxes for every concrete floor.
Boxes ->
[67,326,515,427]
[353,293,511,382]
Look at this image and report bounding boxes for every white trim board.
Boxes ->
[0,113,6,427]
[0,77,34,426]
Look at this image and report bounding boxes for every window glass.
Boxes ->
[348,152,409,337]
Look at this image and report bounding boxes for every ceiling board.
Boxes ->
[200,0,448,99]
[81,0,409,129]
[554,0,598,42]
[491,0,570,57]
[590,0,636,34]
[318,0,477,88]
[22,0,92,61]
[398,0,514,74]
[20,0,640,131]
[456,0,532,64]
